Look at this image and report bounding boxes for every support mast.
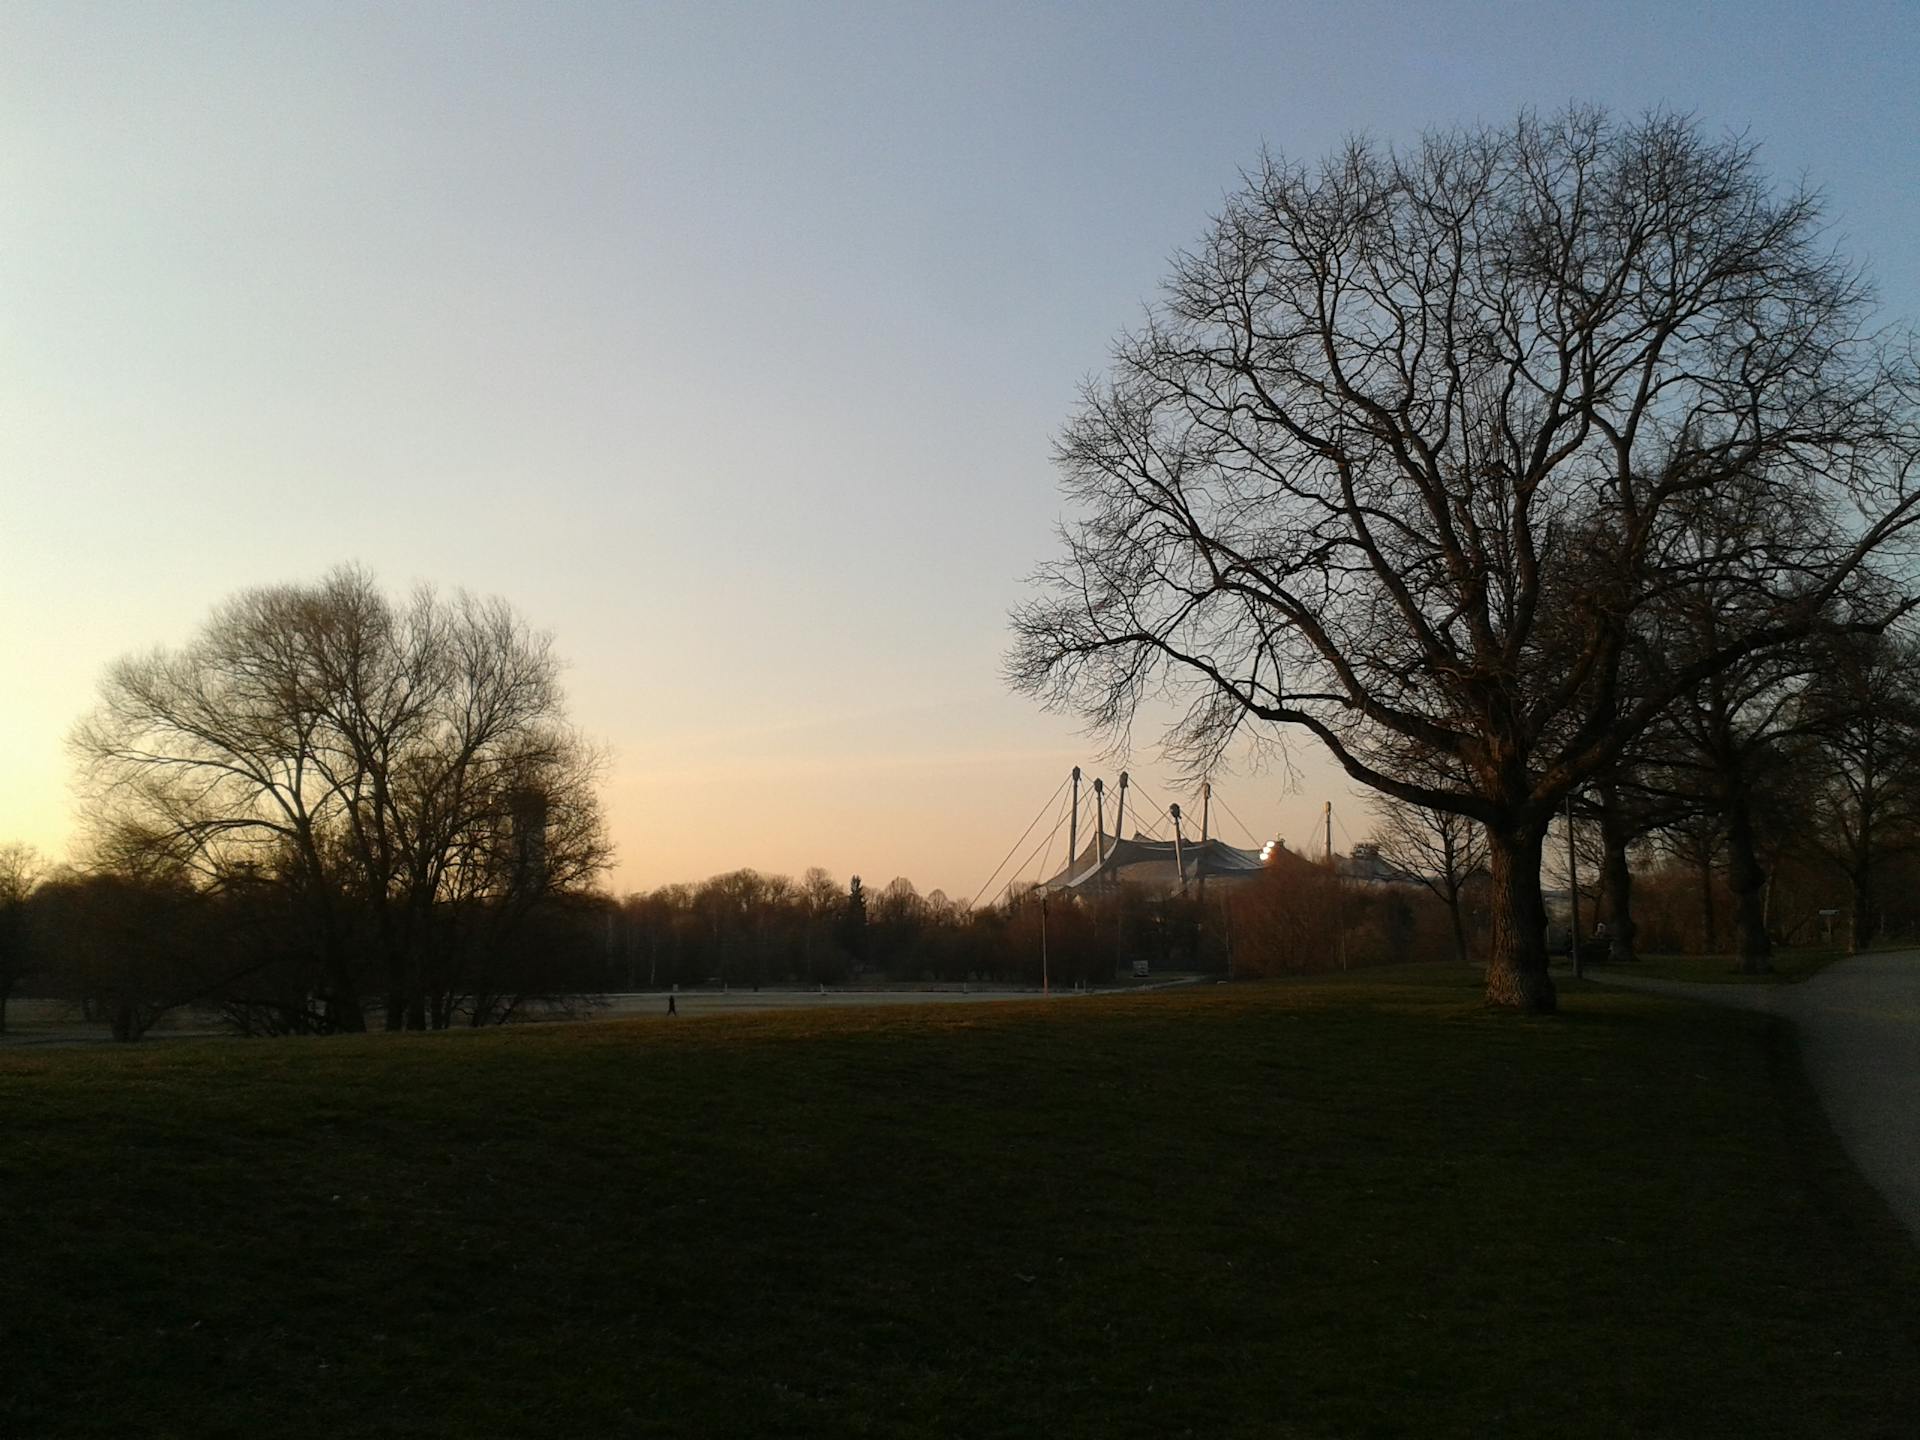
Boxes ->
[1070,766,1081,871]
[1171,803,1188,895]
[1093,777,1107,871]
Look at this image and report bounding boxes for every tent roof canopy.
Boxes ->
[1040,833,1264,895]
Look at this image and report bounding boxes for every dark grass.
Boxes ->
[4,970,1917,1438]
[1589,947,1850,984]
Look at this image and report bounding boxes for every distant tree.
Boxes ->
[1583,776,1669,966]
[694,870,765,987]
[0,844,43,1033]
[1227,855,1346,976]
[837,875,869,973]
[72,566,611,1031]
[1641,623,1832,972]
[1366,799,1486,965]
[872,878,929,978]
[799,867,847,983]
[30,866,211,1041]
[1010,108,1920,1011]
[624,886,692,989]
[1655,808,1730,954]
[1799,631,1920,944]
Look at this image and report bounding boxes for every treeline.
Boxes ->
[612,855,1464,991]
[613,871,1186,990]
[0,859,611,1039]
[0,842,1464,1041]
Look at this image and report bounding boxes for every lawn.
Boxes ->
[4,969,1916,1438]
[1587,947,1850,984]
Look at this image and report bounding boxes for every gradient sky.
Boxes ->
[5,1,1918,901]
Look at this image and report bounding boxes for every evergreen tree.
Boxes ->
[837,875,869,972]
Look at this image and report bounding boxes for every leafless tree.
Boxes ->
[1799,629,1920,945]
[798,866,844,984]
[1366,798,1486,965]
[1581,776,1671,966]
[73,566,611,1031]
[1635,630,1819,970]
[0,843,43,1032]
[1010,108,1920,1010]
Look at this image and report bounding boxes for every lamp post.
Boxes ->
[1566,791,1583,980]
[1040,893,1050,996]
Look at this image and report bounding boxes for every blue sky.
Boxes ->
[4,1,1917,897]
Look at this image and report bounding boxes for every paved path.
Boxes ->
[597,977,1205,1020]
[1584,952,1920,1245]
[0,979,1210,1049]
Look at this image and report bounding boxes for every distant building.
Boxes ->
[508,788,549,891]
[1038,833,1265,898]
[1337,842,1426,889]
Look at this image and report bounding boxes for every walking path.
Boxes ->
[0,977,1212,1049]
[1583,952,1920,1245]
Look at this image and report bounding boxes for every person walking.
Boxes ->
[667,994,677,1017]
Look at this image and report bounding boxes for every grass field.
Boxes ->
[1587,947,1849,984]
[5,968,1917,1438]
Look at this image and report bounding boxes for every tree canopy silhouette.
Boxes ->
[74,566,610,1031]
[1011,108,1920,1010]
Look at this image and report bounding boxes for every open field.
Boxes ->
[596,979,1191,1020]
[4,969,1918,1438]
[0,982,1181,1048]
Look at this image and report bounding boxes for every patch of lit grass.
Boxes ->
[3,969,1915,1437]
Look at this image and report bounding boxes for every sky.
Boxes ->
[4,1,1918,901]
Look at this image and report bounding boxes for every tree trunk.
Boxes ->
[308,880,366,1031]
[1597,784,1638,965]
[1724,796,1773,974]
[1697,854,1718,955]
[1850,835,1877,948]
[1484,823,1556,1012]
[1445,885,1471,967]
[324,991,366,1033]
[383,951,408,1031]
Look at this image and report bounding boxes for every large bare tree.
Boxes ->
[74,566,611,1031]
[1010,108,1920,1010]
